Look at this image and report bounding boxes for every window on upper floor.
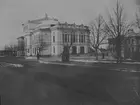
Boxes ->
[131,39,135,44]
[67,34,70,42]
[75,35,78,42]
[53,36,55,43]
[81,35,84,43]
[79,35,81,43]
[72,34,76,43]
[62,34,65,43]
[127,39,130,44]
[64,34,67,42]
[83,35,85,43]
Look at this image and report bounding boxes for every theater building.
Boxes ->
[20,14,90,56]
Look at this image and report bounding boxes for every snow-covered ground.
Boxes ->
[0,62,24,68]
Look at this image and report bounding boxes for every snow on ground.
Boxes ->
[0,62,24,68]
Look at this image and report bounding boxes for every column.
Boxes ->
[84,46,88,53]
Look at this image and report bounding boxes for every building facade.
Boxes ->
[20,14,90,56]
[124,29,140,61]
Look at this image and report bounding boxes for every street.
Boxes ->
[0,57,140,105]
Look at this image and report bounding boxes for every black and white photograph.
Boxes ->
[0,0,140,105]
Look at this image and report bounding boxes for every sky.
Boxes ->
[0,0,138,49]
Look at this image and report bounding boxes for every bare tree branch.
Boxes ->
[89,14,107,60]
[105,0,131,63]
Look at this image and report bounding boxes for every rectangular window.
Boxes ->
[33,48,34,53]
[66,34,68,42]
[74,35,77,43]
[132,47,134,52]
[62,34,65,43]
[34,48,35,54]
[81,35,84,43]
[79,35,81,43]
[36,48,37,54]
[83,35,85,43]
[64,34,66,42]
[53,46,55,53]
[70,34,72,43]
[53,36,55,43]
[72,35,74,43]
[28,49,29,53]
[132,39,134,44]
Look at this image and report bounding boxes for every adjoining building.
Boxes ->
[20,14,90,56]
[108,29,140,61]
[123,29,140,61]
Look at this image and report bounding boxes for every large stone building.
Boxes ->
[20,14,90,56]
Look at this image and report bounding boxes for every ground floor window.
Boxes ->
[72,46,77,54]
[53,46,55,54]
[35,48,37,55]
[80,46,85,54]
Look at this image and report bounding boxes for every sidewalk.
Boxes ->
[25,56,140,65]
[39,56,117,67]
[24,56,140,72]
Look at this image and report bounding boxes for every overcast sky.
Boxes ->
[0,0,138,49]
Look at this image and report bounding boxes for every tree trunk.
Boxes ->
[95,48,98,60]
[116,36,122,63]
[62,46,70,62]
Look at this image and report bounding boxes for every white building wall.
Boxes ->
[41,46,51,55]
[51,29,62,55]
[77,46,80,54]
[24,33,32,56]
[84,46,88,53]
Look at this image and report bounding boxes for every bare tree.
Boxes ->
[89,15,107,60]
[133,11,140,30]
[4,44,18,56]
[135,13,140,28]
[104,0,131,63]
[37,32,47,55]
[62,27,75,62]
